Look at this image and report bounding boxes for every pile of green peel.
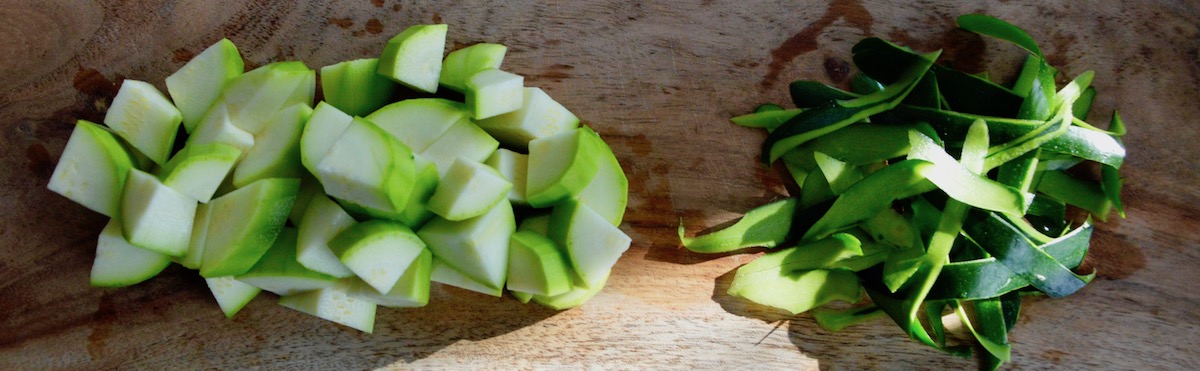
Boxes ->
[679,15,1125,368]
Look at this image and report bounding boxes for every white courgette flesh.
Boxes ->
[104,80,183,165]
[91,219,171,287]
[166,38,243,132]
[47,120,138,217]
[328,220,426,294]
[51,26,632,329]
[120,169,197,257]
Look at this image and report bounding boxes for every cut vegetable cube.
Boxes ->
[177,202,212,270]
[506,231,572,296]
[279,279,376,333]
[320,58,396,116]
[377,24,447,93]
[47,120,138,217]
[205,276,261,318]
[476,87,579,151]
[531,272,609,310]
[440,43,507,92]
[328,220,426,294]
[236,228,337,295]
[431,258,503,297]
[526,128,599,207]
[352,248,433,307]
[297,194,356,277]
[465,69,524,120]
[485,149,529,205]
[418,199,515,290]
[186,103,255,155]
[120,169,197,257]
[91,219,171,287]
[300,102,354,176]
[510,289,533,304]
[166,38,244,132]
[574,127,628,225]
[548,200,631,288]
[397,157,441,227]
[220,61,315,134]
[104,80,183,165]
[233,103,311,187]
[366,98,466,153]
[316,118,415,213]
[427,158,512,221]
[420,117,499,178]
[201,178,299,278]
[158,143,241,203]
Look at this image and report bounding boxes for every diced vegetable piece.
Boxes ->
[236,228,337,295]
[440,43,507,92]
[288,174,324,225]
[418,200,515,290]
[352,249,432,307]
[177,202,212,270]
[300,102,354,175]
[575,127,628,225]
[205,276,261,318]
[320,58,396,116]
[186,103,255,155]
[166,38,244,132]
[377,24,447,93]
[430,258,503,297]
[476,87,580,150]
[158,143,241,203]
[104,80,183,165]
[420,117,499,178]
[201,178,299,278]
[220,61,315,134]
[297,195,356,277]
[526,128,600,207]
[366,98,466,153]
[427,158,512,221]
[465,69,524,120]
[485,149,529,205]
[506,231,572,296]
[233,103,311,187]
[279,279,376,333]
[47,120,138,217]
[91,219,171,287]
[548,200,631,289]
[315,117,416,213]
[531,273,609,310]
[120,169,197,257]
[329,220,426,294]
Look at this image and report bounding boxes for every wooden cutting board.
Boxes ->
[3,0,1197,369]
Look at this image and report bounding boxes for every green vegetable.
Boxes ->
[680,14,1126,369]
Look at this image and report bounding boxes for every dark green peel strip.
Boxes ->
[930,222,1092,300]
[957,14,1043,57]
[963,212,1093,298]
[790,81,859,108]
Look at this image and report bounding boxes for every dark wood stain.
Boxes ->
[328,17,354,29]
[432,12,443,24]
[370,0,384,8]
[172,48,194,64]
[365,19,384,35]
[392,4,402,12]
[26,143,54,180]
[761,0,873,89]
[823,56,851,83]
[86,293,117,360]
[72,68,120,98]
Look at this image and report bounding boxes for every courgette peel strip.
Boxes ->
[679,13,1127,369]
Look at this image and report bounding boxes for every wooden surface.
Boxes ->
[2,1,1198,369]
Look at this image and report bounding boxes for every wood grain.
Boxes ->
[3,0,1198,369]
